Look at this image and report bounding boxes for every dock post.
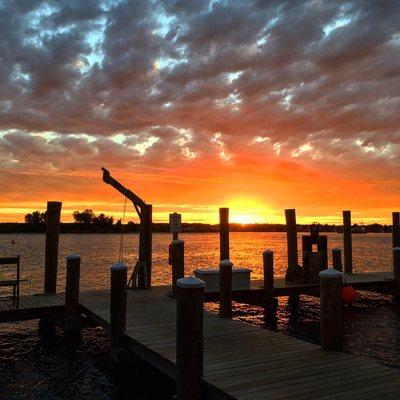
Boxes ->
[219,259,232,318]
[393,212,400,249]
[44,201,62,294]
[171,239,185,297]
[219,208,229,261]
[110,262,127,362]
[285,209,300,306]
[176,276,205,400]
[343,211,353,273]
[263,250,277,322]
[393,248,400,303]
[332,248,343,271]
[285,209,298,267]
[319,268,343,351]
[64,255,81,337]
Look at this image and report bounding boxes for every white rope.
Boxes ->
[118,197,127,263]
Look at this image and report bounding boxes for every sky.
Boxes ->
[0,0,400,224]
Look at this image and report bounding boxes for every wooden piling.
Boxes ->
[263,250,277,321]
[393,247,400,302]
[219,259,232,318]
[176,276,205,400]
[110,262,127,362]
[343,210,353,273]
[285,209,298,267]
[393,212,400,249]
[171,239,185,297]
[332,248,342,271]
[64,255,80,331]
[319,268,343,351]
[219,208,229,261]
[138,203,152,289]
[44,201,62,294]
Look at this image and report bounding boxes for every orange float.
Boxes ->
[342,285,357,304]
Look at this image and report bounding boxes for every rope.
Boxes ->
[118,197,127,263]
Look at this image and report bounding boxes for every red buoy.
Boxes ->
[342,285,357,304]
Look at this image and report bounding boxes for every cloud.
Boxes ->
[1,0,400,221]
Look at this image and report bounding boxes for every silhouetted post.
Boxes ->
[332,248,342,272]
[285,209,298,267]
[219,208,229,261]
[110,262,127,362]
[64,255,81,334]
[176,277,205,400]
[393,212,400,249]
[320,269,343,351]
[219,259,232,318]
[263,250,277,321]
[343,211,353,273]
[171,239,185,297]
[138,204,152,289]
[393,248,400,303]
[44,201,62,294]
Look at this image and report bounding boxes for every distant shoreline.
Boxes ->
[0,222,392,234]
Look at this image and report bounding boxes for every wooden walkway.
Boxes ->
[1,273,399,399]
[0,293,64,323]
[79,286,400,400]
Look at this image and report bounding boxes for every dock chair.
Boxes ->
[0,256,20,307]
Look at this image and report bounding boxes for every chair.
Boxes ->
[0,256,20,307]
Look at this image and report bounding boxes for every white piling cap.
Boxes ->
[111,261,127,270]
[67,254,80,260]
[394,247,400,252]
[263,249,273,255]
[177,276,205,288]
[219,259,233,267]
[319,268,343,278]
[172,239,185,244]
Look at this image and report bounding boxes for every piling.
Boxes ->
[219,208,229,261]
[176,276,205,400]
[110,262,127,362]
[64,255,81,335]
[138,203,152,289]
[332,248,343,272]
[319,268,343,351]
[263,250,277,321]
[343,210,353,273]
[393,212,400,249]
[44,201,62,294]
[285,209,298,267]
[171,239,185,297]
[393,247,400,303]
[219,259,233,318]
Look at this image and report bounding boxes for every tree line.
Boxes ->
[25,209,114,226]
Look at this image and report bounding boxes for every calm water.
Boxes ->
[0,232,399,399]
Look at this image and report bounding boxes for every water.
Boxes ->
[0,232,398,399]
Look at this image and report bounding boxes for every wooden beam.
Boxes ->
[176,277,205,400]
[44,201,62,294]
[285,209,298,267]
[171,239,185,297]
[219,208,229,261]
[219,259,232,318]
[343,210,353,273]
[320,268,343,351]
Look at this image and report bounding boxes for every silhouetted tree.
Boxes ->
[25,210,47,224]
[93,213,114,226]
[73,209,96,224]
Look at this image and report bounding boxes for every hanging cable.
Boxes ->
[118,196,127,263]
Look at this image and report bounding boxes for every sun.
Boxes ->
[231,213,260,224]
[227,198,276,224]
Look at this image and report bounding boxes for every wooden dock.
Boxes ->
[2,279,400,400]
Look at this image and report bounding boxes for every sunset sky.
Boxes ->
[1,1,400,224]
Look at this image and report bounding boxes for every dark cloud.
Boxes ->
[0,0,400,181]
